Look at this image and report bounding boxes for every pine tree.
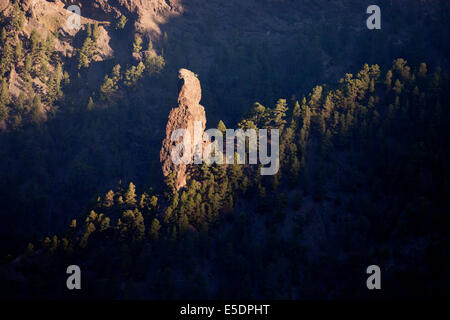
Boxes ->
[78,37,95,69]
[38,51,49,79]
[15,37,23,61]
[46,76,59,105]
[49,235,59,253]
[116,15,128,30]
[147,39,153,52]
[119,209,145,241]
[92,23,100,42]
[43,34,55,59]
[0,77,10,120]
[87,97,95,110]
[31,94,43,123]
[125,182,137,206]
[24,73,33,97]
[99,76,115,101]
[16,92,26,112]
[323,93,334,119]
[100,65,121,102]
[63,71,70,86]
[249,102,267,126]
[30,30,40,55]
[418,63,427,78]
[0,42,14,76]
[0,28,6,44]
[217,120,226,134]
[11,2,25,31]
[272,99,288,129]
[0,78,10,105]
[124,62,145,88]
[385,70,393,90]
[86,23,92,38]
[291,100,301,125]
[0,102,8,121]
[150,195,158,208]
[309,85,323,109]
[24,55,32,75]
[393,79,403,95]
[133,34,143,53]
[55,63,63,96]
[99,216,110,232]
[144,52,165,76]
[369,78,375,93]
[178,214,189,235]
[111,64,121,82]
[104,190,115,207]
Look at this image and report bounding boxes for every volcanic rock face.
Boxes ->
[160,69,207,190]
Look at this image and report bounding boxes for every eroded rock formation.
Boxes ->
[160,68,207,190]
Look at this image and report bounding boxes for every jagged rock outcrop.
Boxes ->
[58,0,182,37]
[0,1,113,60]
[160,68,206,190]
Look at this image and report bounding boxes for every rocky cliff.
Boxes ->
[59,0,182,36]
[160,68,207,190]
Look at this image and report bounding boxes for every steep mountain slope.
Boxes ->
[2,59,449,299]
[2,0,449,121]
[0,0,449,259]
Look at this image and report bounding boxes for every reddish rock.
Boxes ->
[160,68,207,190]
[0,0,9,11]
